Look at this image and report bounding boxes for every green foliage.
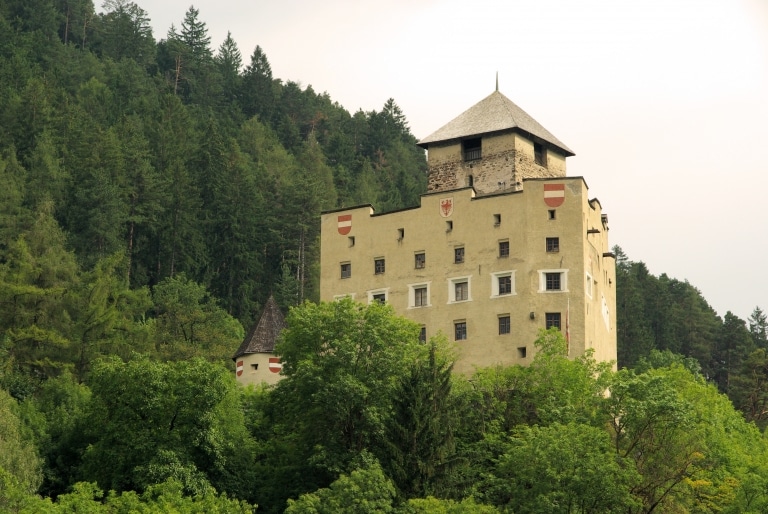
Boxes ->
[274,299,425,474]
[478,422,639,513]
[0,388,43,497]
[151,274,243,361]
[285,461,396,514]
[79,356,256,499]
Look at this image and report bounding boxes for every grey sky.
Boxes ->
[115,0,768,320]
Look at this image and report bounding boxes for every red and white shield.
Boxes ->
[543,184,565,207]
[236,360,244,377]
[269,357,282,373]
[439,198,454,218]
[337,215,352,235]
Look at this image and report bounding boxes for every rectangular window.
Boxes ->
[585,272,593,298]
[548,210,556,220]
[455,321,467,341]
[498,315,510,335]
[419,326,427,343]
[397,228,404,240]
[455,281,468,301]
[546,237,560,252]
[499,240,509,258]
[494,214,501,226]
[454,247,464,264]
[414,287,428,307]
[340,262,351,279]
[545,272,562,291]
[498,275,512,295]
[374,258,385,274]
[463,138,481,161]
[372,293,386,303]
[534,141,546,166]
[546,312,561,330]
[415,252,425,269]
[348,236,356,247]
[517,347,527,358]
[446,220,453,232]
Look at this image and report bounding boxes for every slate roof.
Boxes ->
[233,295,286,359]
[418,90,574,156]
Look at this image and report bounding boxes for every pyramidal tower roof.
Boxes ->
[418,90,574,156]
[233,295,286,359]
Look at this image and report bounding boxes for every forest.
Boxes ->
[1,1,768,512]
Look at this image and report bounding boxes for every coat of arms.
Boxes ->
[440,197,454,218]
[337,214,352,235]
[543,184,565,207]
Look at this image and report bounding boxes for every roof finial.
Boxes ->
[495,72,499,92]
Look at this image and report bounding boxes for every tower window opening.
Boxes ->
[463,138,481,161]
[534,141,547,166]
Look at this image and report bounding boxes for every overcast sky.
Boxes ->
[113,0,768,321]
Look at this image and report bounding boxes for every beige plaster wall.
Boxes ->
[320,177,617,374]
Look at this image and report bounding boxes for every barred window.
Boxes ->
[415,252,425,269]
[455,321,467,341]
[546,312,561,330]
[545,272,562,291]
[546,237,559,252]
[374,258,385,274]
[499,240,509,258]
[340,262,351,279]
[499,315,510,335]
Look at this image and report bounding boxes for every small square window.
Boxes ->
[455,281,468,301]
[340,262,351,279]
[499,241,509,258]
[372,293,386,304]
[545,272,562,291]
[348,236,356,247]
[415,252,425,269]
[546,237,559,252]
[548,210,556,220]
[517,347,527,358]
[546,312,561,330]
[499,315,510,335]
[374,258,385,274]
[454,247,464,264]
[455,321,467,341]
[494,214,501,226]
[251,363,259,370]
[498,275,512,295]
[419,326,427,343]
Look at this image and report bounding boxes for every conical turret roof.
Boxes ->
[418,90,574,156]
[233,295,286,359]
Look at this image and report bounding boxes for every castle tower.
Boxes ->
[418,90,574,194]
[232,295,286,386]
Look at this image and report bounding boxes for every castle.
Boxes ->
[319,88,617,373]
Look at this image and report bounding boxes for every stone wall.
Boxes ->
[427,148,567,194]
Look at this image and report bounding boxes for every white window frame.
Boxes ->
[448,275,472,303]
[538,269,569,293]
[490,270,516,298]
[367,288,390,304]
[408,282,431,309]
